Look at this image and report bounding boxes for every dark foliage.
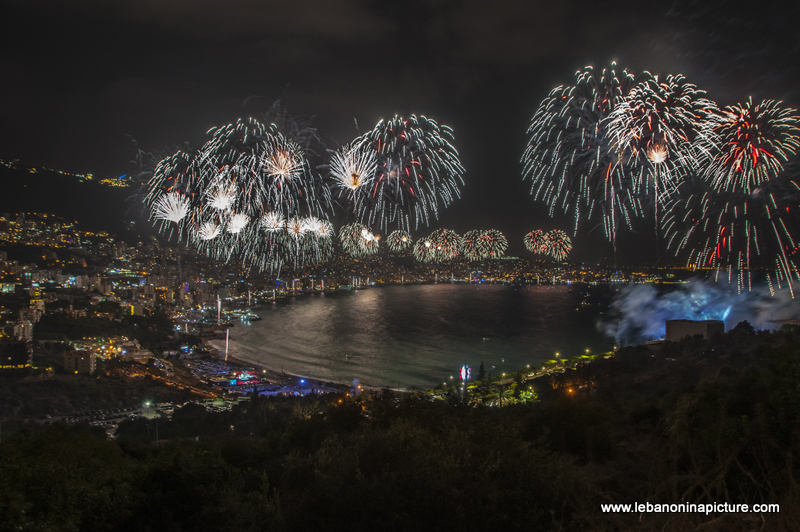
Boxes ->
[2,326,800,531]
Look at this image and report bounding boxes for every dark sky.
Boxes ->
[2,0,799,264]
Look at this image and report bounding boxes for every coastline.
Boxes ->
[204,339,364,393]
[207,283,616,393]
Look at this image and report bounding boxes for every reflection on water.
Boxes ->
[230,284,612,390]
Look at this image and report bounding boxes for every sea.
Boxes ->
[224,283,617,391]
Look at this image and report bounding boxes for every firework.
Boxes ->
[346,115,465,233]
[606,73,719,208]
[413,237,437,263]
[707,98,800,193]
[477,229,508,259]
[461,229,508,261]
[387,230,413,252]
[545,230,573,261]
[206,180,237,211]
[152,192,189,224]
[522,63,639,246]
[248,221,333,273]
[145,117,333,273]
[261,212,285,232]
[460,230,483,261]
[663,176,800,296]
[330,138,377,193]
[315,219,334,239]
[426,228,460,262]
[226,213,250,234]
[339,222,379,258]
[285,216,307,239]
[197,221,221,241]
[523,230,548,254]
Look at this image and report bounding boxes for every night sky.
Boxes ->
[3,0,799,264]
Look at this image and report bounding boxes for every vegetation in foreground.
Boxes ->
[1,322,799,531]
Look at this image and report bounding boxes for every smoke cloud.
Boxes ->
[598,279,800,346]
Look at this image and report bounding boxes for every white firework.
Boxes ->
[226,213,249,234]
[197,221,221,241]
[261,212,285,232]
[316,220,334,238]
[206,180,237,211]
[361,227,376,242]
[302,216,323,234]
[261,137,304,183]
[606,74,719,204]
[152,192,189,223]
[146,117,335,274]
[286,216,307,238]
[330,139,377,192]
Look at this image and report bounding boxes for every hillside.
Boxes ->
[0,164,152,236]
[1,323,798,531]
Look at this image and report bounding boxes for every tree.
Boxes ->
[478,361,486,381]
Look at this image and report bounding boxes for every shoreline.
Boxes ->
[204,339,391,394]
[208,282,618,393]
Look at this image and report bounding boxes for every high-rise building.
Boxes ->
[64,350,95,375]
[13,320,32,342]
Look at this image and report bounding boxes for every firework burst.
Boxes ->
[152,192,189,224]
[523,230,548,254]
[477,229,508,259]
[522,63,639,246]
[427,228,460,262]
[606,73,719,207]
[145,117,332,273]
[339,222,379,258]
[545,230,573,261]
[663,176,800,296]
[330,138,377,193]
[460,230,483,261]
[413,237,437,263]
[386,230,413,253]
[261,212,285,232]
[461,229,508,261]
[197,221,221,241]
[707,98,800,193]
[347,115,465,233]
